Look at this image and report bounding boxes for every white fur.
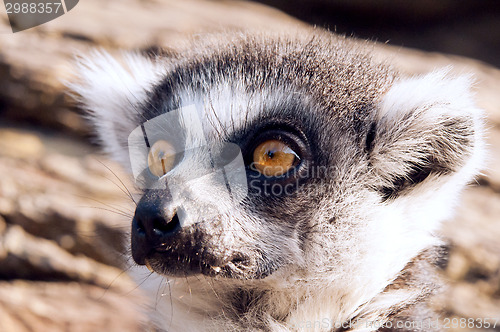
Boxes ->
[69,51,167,169]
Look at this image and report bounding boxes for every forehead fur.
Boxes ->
[144,30,396,123]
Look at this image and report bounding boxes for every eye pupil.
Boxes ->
[161,159,167,174]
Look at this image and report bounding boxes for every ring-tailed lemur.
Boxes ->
[71,29,485,331]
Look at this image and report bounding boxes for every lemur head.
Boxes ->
[71,30,484,291]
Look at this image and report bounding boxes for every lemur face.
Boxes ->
[72,31,484,286]
[127,82,374,279]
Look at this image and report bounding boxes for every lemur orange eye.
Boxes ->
[253,140,299,177]
[148,140,176,177]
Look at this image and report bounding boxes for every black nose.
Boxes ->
[131,191,181,265]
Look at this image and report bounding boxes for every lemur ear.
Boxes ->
[68,51,165,169]
[368,69,485,200]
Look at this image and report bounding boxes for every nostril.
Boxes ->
[153,213,180,235]
[134,218,146,234]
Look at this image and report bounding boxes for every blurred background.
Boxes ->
[0,0,499,331]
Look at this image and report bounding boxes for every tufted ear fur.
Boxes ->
[68,51,166,169]
[368,69,485,201]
